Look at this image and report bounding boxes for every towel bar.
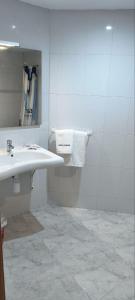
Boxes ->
[51,128,92,136]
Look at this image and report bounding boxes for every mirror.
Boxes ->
[0,47,41,128]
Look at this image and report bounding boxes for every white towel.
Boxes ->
[55,129,73,154]
[64,130,88,167]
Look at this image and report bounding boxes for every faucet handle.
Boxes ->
[7,140,12,144]
[7,139,12,145]
[7,139,14,153]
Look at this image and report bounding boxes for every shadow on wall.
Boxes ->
[48,137,82,207]
[48,134,135,213]
[0,173,32,218]
[48,166,82,207]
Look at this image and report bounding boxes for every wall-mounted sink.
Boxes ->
[0,145,64,181]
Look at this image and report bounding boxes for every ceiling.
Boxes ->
[20,0,135,10]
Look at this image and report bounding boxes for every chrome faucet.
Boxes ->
[7,140,14,154]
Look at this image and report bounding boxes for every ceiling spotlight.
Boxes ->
[12,25,16,30]
[106,25,113,31]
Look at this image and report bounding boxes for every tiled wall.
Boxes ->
[0,0,49,216]
[0,5,134,215]
[48,10,135,213]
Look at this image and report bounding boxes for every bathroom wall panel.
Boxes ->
[127,98,134,135]
[107,55,134,98]
[0,0,49,216]
[49,10,135,213]
[50,54,84,94]
[50,11,114,55]
[112,11,134,56]
[49,94,106,132]
[103,97,130,135]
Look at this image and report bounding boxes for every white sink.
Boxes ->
[0,145,64,181]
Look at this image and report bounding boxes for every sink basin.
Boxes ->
[0,145,64,181]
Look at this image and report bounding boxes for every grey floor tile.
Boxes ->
[4,204,134,300]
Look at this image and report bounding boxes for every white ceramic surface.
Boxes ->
[0,145,64,181]
[49,10,135,214]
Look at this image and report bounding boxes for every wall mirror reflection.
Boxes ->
[0,47,41,128]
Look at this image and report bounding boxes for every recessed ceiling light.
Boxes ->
[106,25,113,31]
[12,25,16,30]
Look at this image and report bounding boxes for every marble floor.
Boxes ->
[4,204,135,300]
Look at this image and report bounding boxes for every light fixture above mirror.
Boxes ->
[0,40,20,50]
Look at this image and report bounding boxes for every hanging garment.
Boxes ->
[20,66,38,126]
[19,66,29,126]
[29,67,38,125]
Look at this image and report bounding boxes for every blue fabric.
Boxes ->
[20,66,38,126]
[32,78,38,122]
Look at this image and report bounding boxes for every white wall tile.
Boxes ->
[99,166,122,199]
[50,54,84,94]
[50,11,114,55]
[86,134,104,167]
[96,195,117,212]
[112,11,135,56]
[123,135,134,169]
[83,11,114,55]
[49,94,106,132]
[127,98,135,135]
[97,195,134,213]
[49,10,135,213]
[103,97,130,135]
[118,168,135,201]
[83,55,110,96]
[101,134,126,168]
[107,55,134,97]
[82,96,106,132]
[50,12,88,54]
[49,94,60,128]
[79,165,102,198]
[77,194,98,210]
[52,94,87,129]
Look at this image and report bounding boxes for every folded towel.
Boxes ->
[64,130,88,167]
[55,129,74,154]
